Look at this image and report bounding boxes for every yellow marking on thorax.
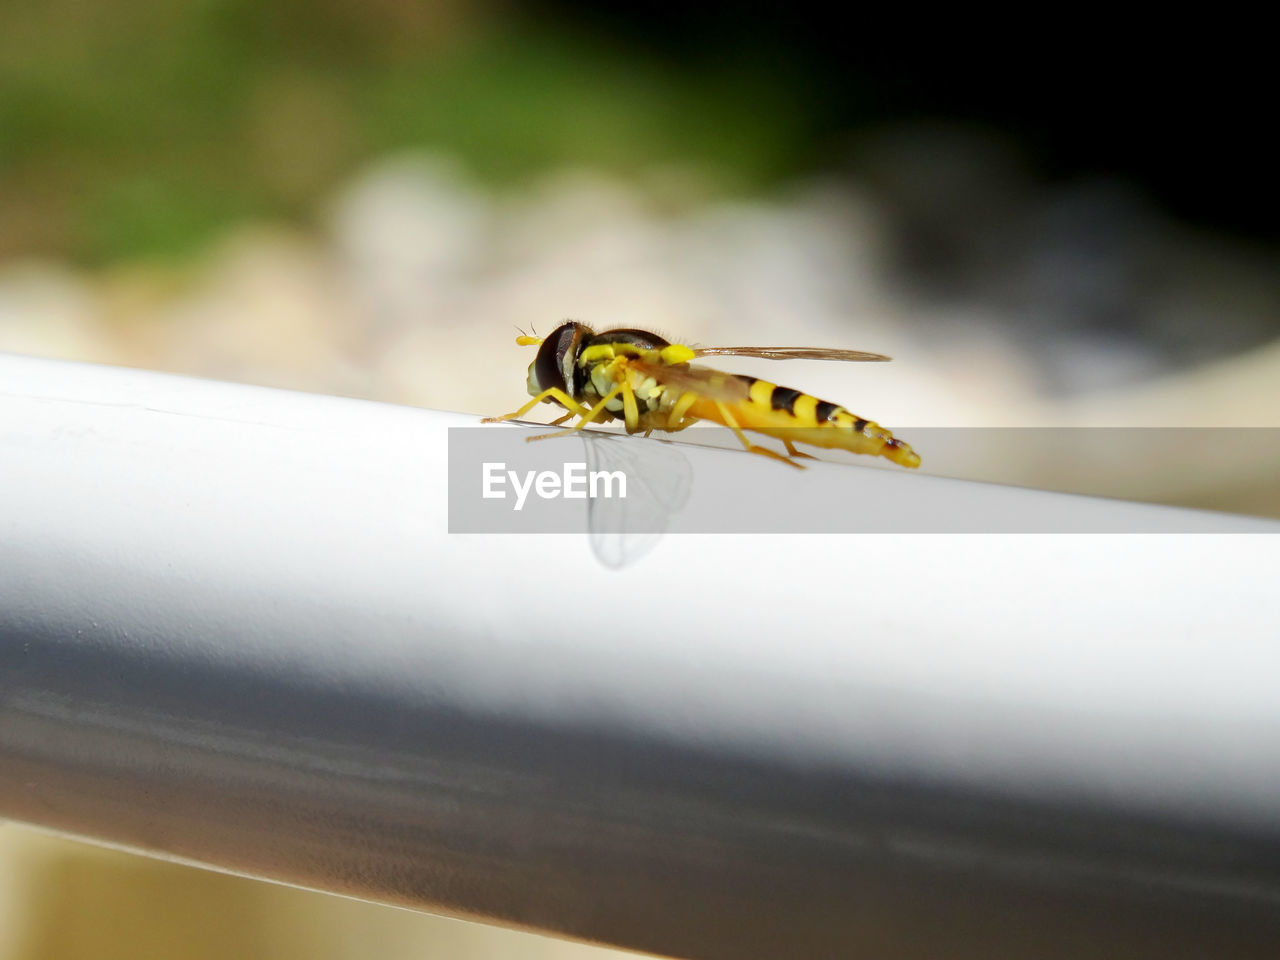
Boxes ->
[579,344,622,366]
[579,341,694,367]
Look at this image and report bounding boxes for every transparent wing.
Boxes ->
[626,359,753,405]
[691,346,891,362]
[580,431,693,570]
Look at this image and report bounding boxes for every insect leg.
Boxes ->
[666,391,698,430]
[482,387,592,424]
[526,384,624,443]
[714,402,806,470]
[782,439,818,460]
[620,378,640,431]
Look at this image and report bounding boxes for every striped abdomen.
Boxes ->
[687,374,920,468]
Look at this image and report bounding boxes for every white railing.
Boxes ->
[3,352,1280,959]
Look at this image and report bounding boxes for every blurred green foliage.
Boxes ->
[0,0,815,265]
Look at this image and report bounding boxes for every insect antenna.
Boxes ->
[514,323,544,346]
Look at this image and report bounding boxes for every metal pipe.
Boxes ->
[3,352,1280,959]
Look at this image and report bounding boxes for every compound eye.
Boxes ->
[529,322,587,398]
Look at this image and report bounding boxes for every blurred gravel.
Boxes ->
[4,147,1276,407]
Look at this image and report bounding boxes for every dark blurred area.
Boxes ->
[522,4,1280,377]
[535,3,1276,239]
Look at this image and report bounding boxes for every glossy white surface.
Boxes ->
[3,352,1280,959]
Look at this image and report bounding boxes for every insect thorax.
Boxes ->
[581,356,670,417]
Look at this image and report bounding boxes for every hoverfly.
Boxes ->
[483,321,920,469]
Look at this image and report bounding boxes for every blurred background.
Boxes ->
[2,3,1277,958]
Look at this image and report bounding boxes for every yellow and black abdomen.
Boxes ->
[688,375,921,468]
